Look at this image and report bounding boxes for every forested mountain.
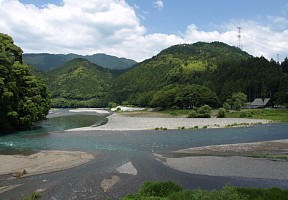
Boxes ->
[46,58,113,107]
[28,41,288,109]
[0,33,50,131]
[112,42,288,108]
[23,53,137,71]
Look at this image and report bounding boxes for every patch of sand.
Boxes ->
[116,162,137,175]
[69,108,110,114]
[155,139,288,180]
[175,139,288,156]
[156,155,288,180]
[0,150,94,177]
[101,175,120,192]
[67,113,269,131]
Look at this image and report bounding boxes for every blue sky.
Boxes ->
[1,0,288,61]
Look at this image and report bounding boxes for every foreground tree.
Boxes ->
[0,33,50,131]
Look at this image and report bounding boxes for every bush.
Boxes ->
[217,108,226,118]
[187,110,197,118]
[223,102,231,110]
[122,181,288,200]
[187,105,212,118]
[240,112,247,118]
[139,181,183,198]
[168,186,248,200]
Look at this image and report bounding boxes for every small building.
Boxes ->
[250,98,274,109]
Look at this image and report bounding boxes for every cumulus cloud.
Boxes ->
[182,21,288,61]
[0,0,287,62]
[153,0,164,10]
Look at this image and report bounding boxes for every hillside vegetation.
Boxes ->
[23,53,137,71]
[112,42,288,108]
[46,58,113,107]
[33,41,288,109]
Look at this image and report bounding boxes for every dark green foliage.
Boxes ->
[113,42,250,106]
[226,92,247,111]
[215,57,283,103]
[187,110,197,118]
[150,84,219,109]
[168,186,248,200]
[187,105,212,118]
[0,33,50,131]
[240,112,247,118]
[217,107,226,118]
[123,181,183,199]
[23,53,137,71]
[122,181,288,200]
[223,102,231,110]
[235,187,288,200]
[22,41,288,109]
[46,58,113,107]
[281,57,288,74]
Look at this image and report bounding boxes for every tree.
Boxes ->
[217,108,226,118]
[227,92,247,111]
[0,33,50,131]
[281,57,288,74]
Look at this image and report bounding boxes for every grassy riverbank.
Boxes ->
[226,109,288,122]
[122,181,288,200]
[159,108,288,122]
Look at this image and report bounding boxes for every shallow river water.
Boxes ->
[0,110,288,199]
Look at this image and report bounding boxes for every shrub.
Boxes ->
[240,112,247,118]
[139,181,183,197]
[217,108,226,118]
[187,105,212,118]
[108,102,117,108]
[168,186,248,200]
[223,102,231,110]
[187,110,197,118]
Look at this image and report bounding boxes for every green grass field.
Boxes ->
[226,109,288,122]
[160,108,288,122]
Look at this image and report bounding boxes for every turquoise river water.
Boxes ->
[0,109,288,155]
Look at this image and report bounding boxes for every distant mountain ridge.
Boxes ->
[23,53,137,71]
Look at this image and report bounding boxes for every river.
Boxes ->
[0,109,288,199]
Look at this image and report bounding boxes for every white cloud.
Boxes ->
[153,0,164,10]
[0,0,288,62]
[182,21,288,61]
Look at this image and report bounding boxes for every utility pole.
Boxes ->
[237,27,243,50]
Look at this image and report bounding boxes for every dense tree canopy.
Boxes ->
[150,84,219,109]
[111,43,288,108]
[46,58,113,108]
[0,33,50,131]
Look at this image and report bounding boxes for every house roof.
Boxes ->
[251,98,271,106]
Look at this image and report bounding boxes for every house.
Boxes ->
[250,98,274,108]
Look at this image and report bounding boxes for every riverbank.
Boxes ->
[155,139,288,180]
[0,150,94,177]
[67,113,270,131]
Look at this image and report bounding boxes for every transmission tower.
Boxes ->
[237,27,243,50]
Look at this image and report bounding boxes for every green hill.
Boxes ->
[46,58,113,107]
[113,41,288,108]
[113,42,251,105]
[23,53,137,71]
